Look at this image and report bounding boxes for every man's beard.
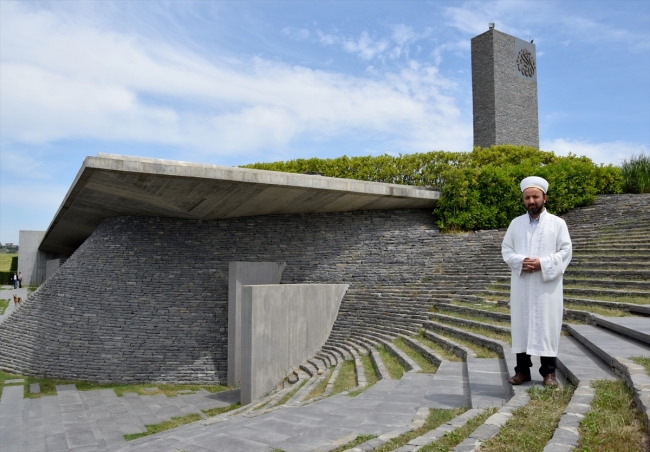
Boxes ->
[528,203,544,215]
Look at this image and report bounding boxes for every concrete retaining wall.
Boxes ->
[240,284,347,404]
[228,262,286,387]
[17,231,45,286]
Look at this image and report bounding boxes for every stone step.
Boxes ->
[433,302,511,322]
[565,324,650,369]
[556,335,619,385]
[465,357,509,409]
[348,336,391,381]
[428,312,511,336]
[591,316,650,345]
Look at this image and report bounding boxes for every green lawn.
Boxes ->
[0,254,17,272]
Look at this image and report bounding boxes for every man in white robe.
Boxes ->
[502,176,572,387]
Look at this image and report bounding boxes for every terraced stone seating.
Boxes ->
[1,194,648,451]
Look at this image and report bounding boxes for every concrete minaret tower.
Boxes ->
[471,23,539,149]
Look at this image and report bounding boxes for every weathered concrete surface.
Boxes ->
[240,284,348,404]
[228,262,286,387]
[17,230,55,286]
[40,154,440,256]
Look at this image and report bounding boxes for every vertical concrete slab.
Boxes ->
[17,231,46,286]
[227,262,286,387]
[240,284,348,404]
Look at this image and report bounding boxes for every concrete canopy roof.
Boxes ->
[40,154,440,255]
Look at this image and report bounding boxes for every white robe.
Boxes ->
[501,210,572,357]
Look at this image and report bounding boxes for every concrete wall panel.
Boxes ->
[227,262,286,386]
[18,231,46,286]
[240,284,347,404]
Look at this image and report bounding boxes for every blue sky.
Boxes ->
[1,0,649,244]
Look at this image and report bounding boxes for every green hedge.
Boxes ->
[243,145,623,232]
[0,271,15,286]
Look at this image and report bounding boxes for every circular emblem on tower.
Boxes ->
[517,48,536,77]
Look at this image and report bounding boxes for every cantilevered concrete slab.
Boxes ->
[40,154,440,255]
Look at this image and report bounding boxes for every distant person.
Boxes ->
[502,176,572,387]
[12,273,18,289]
[18,272,22,288]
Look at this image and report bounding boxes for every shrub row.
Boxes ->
[242,145,623,232]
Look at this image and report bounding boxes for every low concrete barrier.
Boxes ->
[240,284,348,404]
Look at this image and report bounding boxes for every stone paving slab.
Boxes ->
[0,383,242,451]
[594,316,650,346]
[107,362,473,452]
[421,361,471,409]
[466,358,508,409]
[567,324,650,367]
[557,335,617,385]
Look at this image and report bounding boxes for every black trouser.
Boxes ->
[515,353,556,377]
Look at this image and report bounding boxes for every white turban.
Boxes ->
[520,176,549,194]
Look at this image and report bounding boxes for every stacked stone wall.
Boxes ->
[3,195,645,384]
[1,208,501,384]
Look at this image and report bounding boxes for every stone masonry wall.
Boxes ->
[2,208,493,384]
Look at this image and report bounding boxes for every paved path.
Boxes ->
[0,384,238,452]
[108,366,472,452]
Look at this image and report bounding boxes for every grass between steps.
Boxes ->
[576,379,649,452]
[331,360,357,395]
[418,408,497,452]
[430,306,511,327]
[123,413,201,440]
[416,331,462,362]
[393,337,438,373]
[0,370,231,399]
[433,317,511,346]
[349,353,380,396]
[630,356,650,375]
[0,298,8,315]
[377,344,408,379]
[480,384,575,452]
[275,380,306,406]
[461,297,638,318]
[329,434,377,452]
[371,407,466,451]
[304,368,333,401]
[429,329,499,358]
[125,402,241,441]
[564,302,633,317]
[450,300,510,314]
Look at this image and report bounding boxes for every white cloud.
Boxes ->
[281,27,310,40]
[342,31,390,60]
[541,138,647,165]
[0,3,472,158]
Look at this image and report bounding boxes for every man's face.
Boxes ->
[522,188,546,215]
